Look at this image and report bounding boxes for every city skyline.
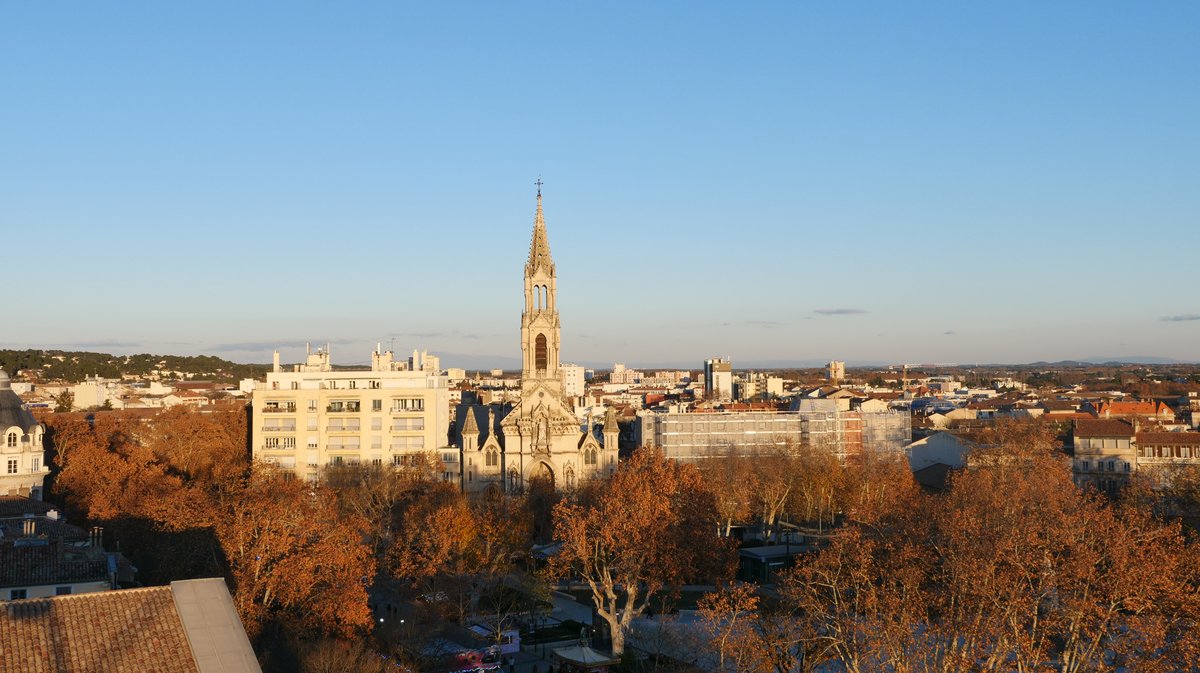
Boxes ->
[4,3,1200,365]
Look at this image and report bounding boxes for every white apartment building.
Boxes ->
[561,364,586,398]
[251,345,452,482]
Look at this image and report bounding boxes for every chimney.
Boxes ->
[23,519,35,537]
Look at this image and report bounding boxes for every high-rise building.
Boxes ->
[704,358,733,402]
[828,360,846,384]
[455,187,618,493]
[561,364,586,398]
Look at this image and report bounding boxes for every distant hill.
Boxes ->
[0,349,269,383]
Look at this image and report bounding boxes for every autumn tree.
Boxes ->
[549,448,735,656]
[141,405,249,490]
[48,409,376,641]
[699,448,756,537]
[214,467,375,639]
[324,458,439,557]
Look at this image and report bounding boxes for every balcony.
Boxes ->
[261,426,297,433]
[327,402,362,413]
[261,406,296,414]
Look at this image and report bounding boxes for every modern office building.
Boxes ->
[635,404,910,462]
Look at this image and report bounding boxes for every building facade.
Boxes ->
[635,406,911,463]
[456,189,618,494]
[0,370,48,499]
[704,358,733,402]
[251,346,452,481]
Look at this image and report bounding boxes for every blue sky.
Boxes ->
[3,2,1198,367]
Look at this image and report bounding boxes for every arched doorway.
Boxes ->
[534,461,555,489]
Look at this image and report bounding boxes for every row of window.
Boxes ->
[8,587,71,600]
[263,398,426,413]
[1140,445,1198,459]
[1077,459,1131,473]
[269,380,385,390]
[5,457,40,474]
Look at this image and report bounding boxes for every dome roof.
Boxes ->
[0,369,39,432]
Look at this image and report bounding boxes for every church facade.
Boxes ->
[457,189,618,494]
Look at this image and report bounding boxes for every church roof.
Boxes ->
[456,404,507,449]
[526,191,555,277]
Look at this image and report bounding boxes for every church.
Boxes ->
[456,187,618,494]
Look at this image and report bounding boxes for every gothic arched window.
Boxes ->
[486,449,498,467]
[585,448,597,465]
[535,334,548,371]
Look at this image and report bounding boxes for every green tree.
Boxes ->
[53,390,74,413]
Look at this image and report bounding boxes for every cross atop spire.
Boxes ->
[535,176,543,197]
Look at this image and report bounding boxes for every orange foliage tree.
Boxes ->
[216,468,375,639]
[48,408,375,641]
[550,448,735,656]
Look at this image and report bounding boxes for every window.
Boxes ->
[585,448,597,466]
[31,457,40,472]
[290,381,300,390]
[307,436,318,449]
[369,380,380,389]
[349,380,357,389]
[6,459,17,474]
[372,418,382,431]
[5,433,15,448]
[392,398,424,412]
[535,334,548,370]
[372,458,383,467]
[283,437,296,449]
[9,589,26,600]
[486,450,498,467]
[1108,460,1115,472]
[392,418,425,432]
[308,400,317,412]
[265,438,280,449]
[55,586,72,596]
[372,400,382,412]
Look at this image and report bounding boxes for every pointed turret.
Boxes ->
[526,190,555,277]
[603,407,618,433]
[463,406,479,437]
[603,406,619,452]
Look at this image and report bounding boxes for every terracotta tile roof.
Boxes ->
[0,586,200,673]
[1136,432,1200,446]
[1075,419,1136,438]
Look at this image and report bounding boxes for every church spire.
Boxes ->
[526,181,554,277]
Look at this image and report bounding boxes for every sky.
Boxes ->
[3,2,1199,368]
